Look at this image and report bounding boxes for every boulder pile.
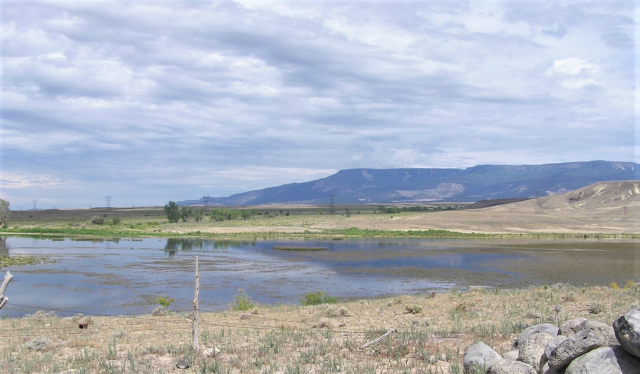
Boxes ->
[463,309,640,374]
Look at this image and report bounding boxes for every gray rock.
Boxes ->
[545,335,568,360]
[539,362,563,374]
[464,342,503,373]
[488,359,536,374]
[515,323,559,348]
[502,349,519,361]
[565,345,640,374]
[25,337,49,352]
[548,320,619,369]
[518,332,554,372]
[560,317,588,338]
[613,309,640,358]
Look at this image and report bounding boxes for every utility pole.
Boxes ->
[202,195,210,207]
[106,196,111,208]
[32,199,37,211]
[329,192,336,214]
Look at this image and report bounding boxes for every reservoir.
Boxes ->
[1,236,638,317]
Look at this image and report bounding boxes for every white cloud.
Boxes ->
[0,171,64,189]
[0,0,635,207]
[546,57,601,76]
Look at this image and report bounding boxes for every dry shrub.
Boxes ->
[312,318,331,328]
[455,301,475,312]
[324,305,350,318]
[405,304,423,314]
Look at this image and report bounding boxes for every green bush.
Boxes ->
[301,291,337,306]
[110,217,121,225]
[156,296,174,308]
[230,290,255,311]
[91,217,105,225]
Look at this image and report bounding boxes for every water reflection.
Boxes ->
[164,239,256,256]
[0,237,8,256]
[0,236,637,318]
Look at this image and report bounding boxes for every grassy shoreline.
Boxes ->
[1,284,637,374]
[2,227,639,240]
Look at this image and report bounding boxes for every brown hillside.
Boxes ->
[311,181,640,235]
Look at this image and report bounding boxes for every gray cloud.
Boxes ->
[1,0,636,208]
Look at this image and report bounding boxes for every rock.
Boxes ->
[539,362,563,374]
[544,335,568,360]
[613,309,640,358]
[548,320,618,369]
[176,360,190,369]
[565,345,640,374]
[518,332,554,372]
[77,316,93,329]
[560,317,588,338]
[202,346,220,358]
[502,349,519,361]
[152,306,169,316]
[463,342,503,373]
[25,337,49,352]
[515,323,559,348]
[488,359,536,374]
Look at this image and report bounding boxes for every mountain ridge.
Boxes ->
[179,160,639,206]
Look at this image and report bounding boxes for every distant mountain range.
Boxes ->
[178,161,640,206]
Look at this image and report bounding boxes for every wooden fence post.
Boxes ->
[0,271,13,310]
[193,256,199,351]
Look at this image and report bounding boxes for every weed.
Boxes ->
[589,303,605,314]
[301,291,337,306]
[230,289,256,311]
[156,296,175,308]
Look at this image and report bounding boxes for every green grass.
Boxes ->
[273,246,328,251]
[0,255,57,269]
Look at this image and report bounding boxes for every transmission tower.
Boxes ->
[32,199,37,211]
[203,195,210,207]
[106,196,111,208]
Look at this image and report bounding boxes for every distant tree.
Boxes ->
[181,206,194,222]
[0,199,10,228]
[193,209,204,222]
[164,201,181,223]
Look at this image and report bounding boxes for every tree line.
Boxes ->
[164,201,256,223]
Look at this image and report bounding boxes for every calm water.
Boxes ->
[1,236,638,317]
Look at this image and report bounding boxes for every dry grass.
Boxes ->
[1,284,638,374]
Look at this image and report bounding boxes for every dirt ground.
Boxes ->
[2,285,638,374]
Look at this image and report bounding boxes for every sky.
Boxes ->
[1,0,638,209]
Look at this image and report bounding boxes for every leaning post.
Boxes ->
[0,271,13,310]
[193,256,200,351]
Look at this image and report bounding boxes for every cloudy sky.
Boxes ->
[1,0,638,209]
